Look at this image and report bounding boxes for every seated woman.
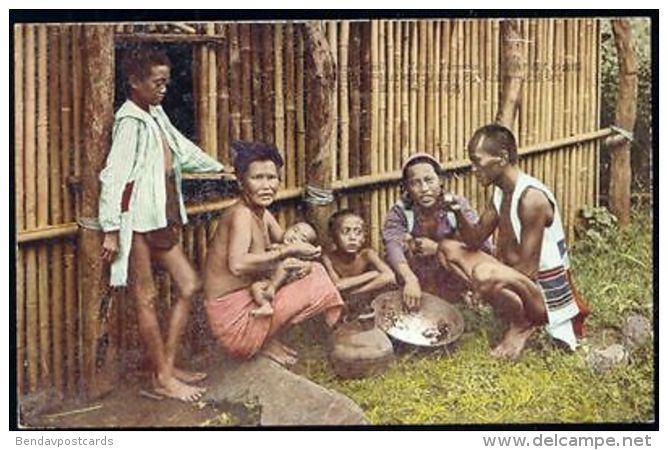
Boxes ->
[203,141,343,367]
[382,153,489,310]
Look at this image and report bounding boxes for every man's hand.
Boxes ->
[101,232,119,263]
[412,237,438,257]
[402,276,422,311]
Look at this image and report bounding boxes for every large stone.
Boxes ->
[622,314,652,347]
[203,356,369,426]
[586,343,629,373]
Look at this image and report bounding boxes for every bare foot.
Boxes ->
[491,323,536,360]
[250,303,274,318]
[173,367,208,384]
[154,374,206,402]
[260,339,298,367]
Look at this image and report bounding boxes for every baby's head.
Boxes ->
[283,222,318,245]
[328,210,366,254]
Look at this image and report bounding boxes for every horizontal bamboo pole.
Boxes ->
[115,33,226,43]
[18,127,613,244]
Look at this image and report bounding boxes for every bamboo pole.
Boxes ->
[15,23,25,395]
[206,23,218,158]
[588,19,597,207]
[296,25,306,187]
[387,21,395,174]
[378,20,387,225]
[349,22,361,184]
[440,20,450,163]
[48,25,64,397]
[456,21,465,160]
[433,21,441,158]
[471,19,480,135]
[370,20,380,249]
[240,24,253,141]
[595,19,601,206]
[262,24,275,146]
[327,22,338,181]
[196,31,209,152]
[425,21,435,154]
[417,21,427,153]
[273,23,285,187]
[400,21,410,161]
[447,21,457,162]
[216,23,230,164]
[544,19,555,190]
[392,21,402,172]
[492,20,500,126]
[251,25,264,144]
[229,24,242,142]
[484,19,493,125]
[37,25,51,390]
[469,20,479,205]
[575,19,586,212]
[284,23,296,188]
[59,24,77,394]
[339,22,350,182]
[409,21,418,154]
[563,20,575,240]
[553,20,565,215]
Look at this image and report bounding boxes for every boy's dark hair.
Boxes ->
[231,141,285,179]
[121,45,171,87]
[468,123,518,164]
[328,209,364,235]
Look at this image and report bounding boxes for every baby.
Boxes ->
[322,210,396,319]
[250,222,320,317]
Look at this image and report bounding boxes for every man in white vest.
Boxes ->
[438,124,589,360]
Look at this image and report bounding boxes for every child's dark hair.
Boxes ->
[231,140,285,179]
[468,123,518,163]
[328,209,364,235]
[121,45,171,88]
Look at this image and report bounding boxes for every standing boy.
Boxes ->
[99,47,225,401]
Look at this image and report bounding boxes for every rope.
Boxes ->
[610,125,634,142]
[77,217,102,231]
[303,184,335,206]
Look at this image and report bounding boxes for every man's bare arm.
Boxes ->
[516,188,554,278]
[452,198,498,247]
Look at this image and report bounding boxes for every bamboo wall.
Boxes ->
[15,19,601,401]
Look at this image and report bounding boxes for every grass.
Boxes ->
[287,209,655,425]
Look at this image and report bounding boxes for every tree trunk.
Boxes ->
[79,25,117,399]
[607,19,638,227]
[495,20,525,128]
[304,22,337,241]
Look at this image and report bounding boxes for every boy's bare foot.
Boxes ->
[261,339,298,367]
[173,367,208,383]
[491,323,536,360]
[154,374,206,402]
[250,303,274,318]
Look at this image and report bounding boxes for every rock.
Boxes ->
[203,356,369,426]
[622,314,652,347]
[586,343,629,373]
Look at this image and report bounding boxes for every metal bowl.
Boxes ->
[372,290,465,347]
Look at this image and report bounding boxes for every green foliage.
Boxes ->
[576,206,618,246]
[288,210,654,424]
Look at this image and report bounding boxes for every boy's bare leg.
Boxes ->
[129,236,203,401]
[250,282,274,317]
[155,244,208,386]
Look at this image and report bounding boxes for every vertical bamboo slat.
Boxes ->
[196,35,209,151]
[392,21,402,171]
[216,24,230,163]
[426,21,435,154]
[409,21,418,154]
[36,25,51,390]
[262,25,275,146]
[229,24,242,143]
[387,21,395,173]
[284,23,296,188]
[206,24,218,157]
[327,22,338,181]
[48,25,64,397]
[378,21,387,230]
[417,21,427,153]
[456,21,465,161]
[296,25,306,187]
[251,25,264,145]
[72,25,83,219]
[439,20,450,163]
[240,24,253,141]
[339,22,350,182]
[15,24,25,395]
[370,20,380,249]
[400,21,409,161]
[273,23,285,188]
